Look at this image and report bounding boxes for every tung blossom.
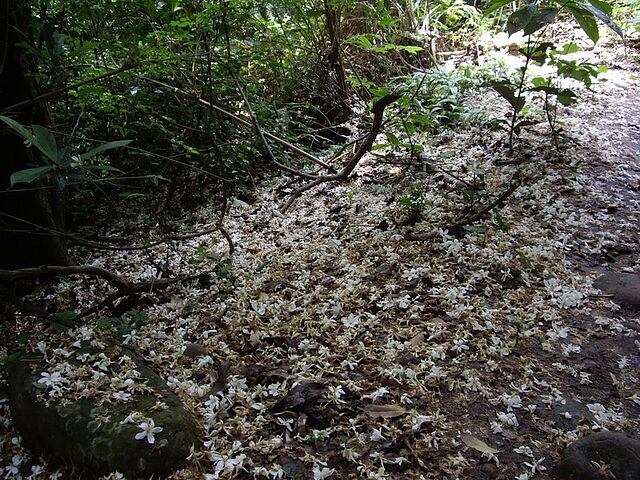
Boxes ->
[135,418,163,444]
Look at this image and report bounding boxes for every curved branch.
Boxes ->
[0,265,204,324]
[406,181,521,241]
[280,93,400,212]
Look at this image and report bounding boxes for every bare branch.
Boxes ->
[280,93,400,212]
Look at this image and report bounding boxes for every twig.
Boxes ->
[406,181,521,241]
[0,62,138,114]
[280,93,400,212]
[0,265,203,323]
[143,78,334,171]
[0,265,132,290]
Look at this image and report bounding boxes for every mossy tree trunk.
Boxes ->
[0,0,70,268]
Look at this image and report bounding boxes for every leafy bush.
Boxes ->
[484,0,622,150]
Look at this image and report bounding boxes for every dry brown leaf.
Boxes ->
[460,434,501,454]
[409,332,425,346]
[362,404,407,418]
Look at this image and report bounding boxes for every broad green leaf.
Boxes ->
[491,82,525,113]
[15,332,31,344]
[31,125,59,162]
[53,311,79,321]
[9,166,54,187]
[0,116,39,151]
[531,76,550,87]
[57,146,73,165]
[460,434,501,454]
[525,41,555,64]
[372,45,393,53]
[565,5,600,43]
[396,45,424,54]
[585,0,613,16]
[2,351,22,373]
[577,2,624,38]
[523,8,559,35]
[529,85,565,95]
[557,90,578,105]
[80,140,132,161]
[385,131,400,145]
[371,143,389,150]
[484,0,516,16]
[346,35,372,49]
[507,3,537,36]
[513,119,538,135]
[553,43,580,55]
[409,113,434,125]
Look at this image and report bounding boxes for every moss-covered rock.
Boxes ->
[551,431,640,480]
[8,345,199,479]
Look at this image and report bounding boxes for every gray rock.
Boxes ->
[551,431,640,480]
[8,346,198,479]
[182,343,208,358]
[593,272,640,309]
[551,398,596,430]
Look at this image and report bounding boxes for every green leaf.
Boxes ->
[2,352,22,373]
[31,125,59,162]
[385,131,401,145]
[409,113,434,125]
[553,43,580,55]
[577,2,624,38]
[507,3,537,36]
[53,311,79,321]
[395,45,424,54]
[16,332,31,344]
[80,140,132,161]
[0,116,40,152]
[565,5,600,43]
[523,8,559,35]
[513,119,538,135]
[557,90,578,105]
[484,0,516,16]
[585,0,613,16]
[525,41,555,64]
[491,82,526,112]
[10,166,54,186]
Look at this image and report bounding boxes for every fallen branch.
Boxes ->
[279,93,400,212]
[0,265,133,290]
[0,265,202,323]
[406,181,521,241]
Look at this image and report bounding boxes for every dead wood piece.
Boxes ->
[280,93,400,213]
[406,181,521,241]
[0,265,200,324]
[0,265,132,290]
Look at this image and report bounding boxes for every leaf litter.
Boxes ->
[1,41,640,480]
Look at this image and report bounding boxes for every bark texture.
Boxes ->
[0,0,70,268]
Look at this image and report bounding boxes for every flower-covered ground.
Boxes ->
[1,39,639,480]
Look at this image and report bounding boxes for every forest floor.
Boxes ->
[1,33,640,480]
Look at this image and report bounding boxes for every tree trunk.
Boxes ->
[320,0,351,123]
[0,0,70,268]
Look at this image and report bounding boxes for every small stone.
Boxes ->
[551,431,640,480]
[182,343,207,358]
[550,398,596,430]
[593,272,640,309]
